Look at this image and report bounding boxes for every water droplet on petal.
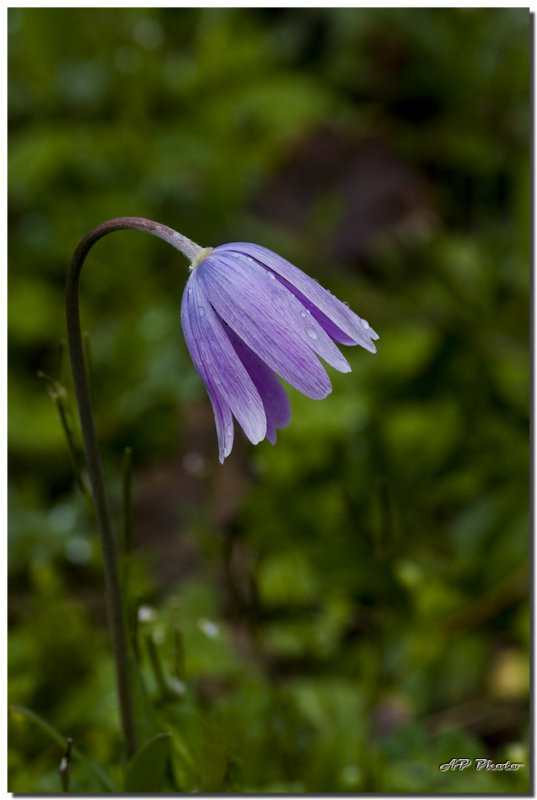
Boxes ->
[360,318,370,329]
[300,311,307,319]
[226,424,233,437]
[307,328,318,341]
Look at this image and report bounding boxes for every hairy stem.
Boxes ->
[65,217,201,760]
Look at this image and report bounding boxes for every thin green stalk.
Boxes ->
[120,446,135,647]
[58,737,73,792]
[121,446,133,565]
[38,372,92,508]
[173,629,186,681]
[66,217,201,760]
[10,705,118,792]
[58,339,66,381]
[131,599,142,663]
[55,394,93,508]
[144,633,171,702]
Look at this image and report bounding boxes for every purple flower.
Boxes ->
[180,242,378,462]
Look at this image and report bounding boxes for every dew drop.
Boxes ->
[226,424,233,437]
[300,311,307,319]
[307,328,318,341]
[360,318,370,329]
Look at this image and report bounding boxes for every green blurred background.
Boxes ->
[8,7,530,793]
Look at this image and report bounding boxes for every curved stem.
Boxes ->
[66,218,201,760]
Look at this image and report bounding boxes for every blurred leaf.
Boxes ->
[124,732,171,793]
[129,657,161,747]
[9,705,118,792]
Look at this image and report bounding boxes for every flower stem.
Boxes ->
[65,217,201,760]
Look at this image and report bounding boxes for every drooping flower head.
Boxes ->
[181,242,378,462]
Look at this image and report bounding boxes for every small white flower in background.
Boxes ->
[137,605,156,623]
[198,618,220,638]
[169,678,187,697]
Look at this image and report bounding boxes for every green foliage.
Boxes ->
[9,706,118,792]
[124,733,171,793]
[9,7,529,794]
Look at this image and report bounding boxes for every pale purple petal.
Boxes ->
[181,274,267,456]
[218,251,352,373]
[217,242,378,352]
[226,327,291,444]
[274,283,359,347]
[196,253,343,399]
[180,294,234,463]
[207,392,234,464]
[198,250,350,375]
[180,237,379,462]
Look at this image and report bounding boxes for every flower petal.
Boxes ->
[181,284,234,462]
[208,392,234,464]
[274,283,360,347]
[200,250,350,375]
[226,327,291,445]
[218,242,379,352]
[181,274,267,454]
[196,252,338,399]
